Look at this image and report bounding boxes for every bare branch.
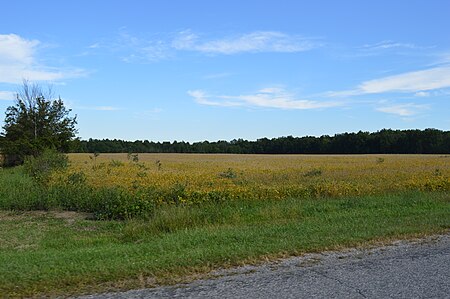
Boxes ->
[17,79,54,109]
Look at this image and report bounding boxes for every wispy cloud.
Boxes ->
[328,65,450,97]
[358,66,450,94]
[88,43,100,49]
[354,40,434,58]
[188,90,239,107]
[102,30,320,63]
[134,108,163,120]
[173,30,319,55]
[188,87,342,110]
[414,91,431,97]
[116,31,173,63]
[376,103,429,116]
[318,59,449,119]
[361,40,425,51]
[427,51,450,67]
[0,91,15,101]
[0,34,87,84]
[203,72,232,80]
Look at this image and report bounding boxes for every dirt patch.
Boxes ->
[50,211,93,224]
[0,211,46,221]
[0,210,93,223]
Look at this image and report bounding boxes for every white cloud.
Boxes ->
[328,65,450,97]
[188,87,342,110]
[354,40,434,58]
[115,31,173,63]
[376,103,429,116]
[361,40,422,51]
[0,66,85,84]
[113,30,320,62]
[188,90,240,107]
[438,53,450,64]
[0,91,15,101]
[88,43,100,49]
[173,31,318,55]
[0,33,86,84]
[203,72,232,79]
[358,66,450,94]
[414,91,430,97]
[0,34,39,65]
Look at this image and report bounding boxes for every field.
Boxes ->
[61,153,449,200]
[0,154,449,297]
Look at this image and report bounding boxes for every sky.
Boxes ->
[0,0,449,142]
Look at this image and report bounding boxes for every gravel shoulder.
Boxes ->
[76,233,450,299]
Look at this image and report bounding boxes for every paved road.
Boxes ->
[78,233,450,299]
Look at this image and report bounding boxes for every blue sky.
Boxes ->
[1,0,449,142]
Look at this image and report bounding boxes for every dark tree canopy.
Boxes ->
[72,129,450,155]
[0,81,77,166]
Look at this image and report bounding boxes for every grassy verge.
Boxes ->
[0,191,448,297]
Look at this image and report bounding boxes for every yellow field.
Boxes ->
[52,154,450,204]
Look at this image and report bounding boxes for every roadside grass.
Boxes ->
[0,167,45,210]
[0,191,448,297]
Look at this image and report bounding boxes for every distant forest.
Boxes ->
[70,129,450,154]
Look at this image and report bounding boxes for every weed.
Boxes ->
[219,168,237,179]
[304,169,322,177]
[109,160,124,167]
[127,153,139,163]
[155,160,162,170]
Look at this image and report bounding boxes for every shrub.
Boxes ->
[23,149,68,184]
[91,187,155,220]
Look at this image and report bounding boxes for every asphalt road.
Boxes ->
[77,233,450,299]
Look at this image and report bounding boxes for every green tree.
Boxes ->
[0,81,77,166]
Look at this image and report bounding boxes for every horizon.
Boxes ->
[1,0,450,142]
[78,127,446,144]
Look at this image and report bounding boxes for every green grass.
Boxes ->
[0,191,449,297]
[0,167,45,210]
[0,167,156,219]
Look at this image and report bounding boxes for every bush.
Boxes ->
[88,187,155,220]
[23,149,68,183]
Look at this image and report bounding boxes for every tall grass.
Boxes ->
[0,167,155,219]
[0,167,46,210]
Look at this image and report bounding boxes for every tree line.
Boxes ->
[71,129,450,154]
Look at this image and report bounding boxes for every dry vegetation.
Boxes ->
[55,154,450,203]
